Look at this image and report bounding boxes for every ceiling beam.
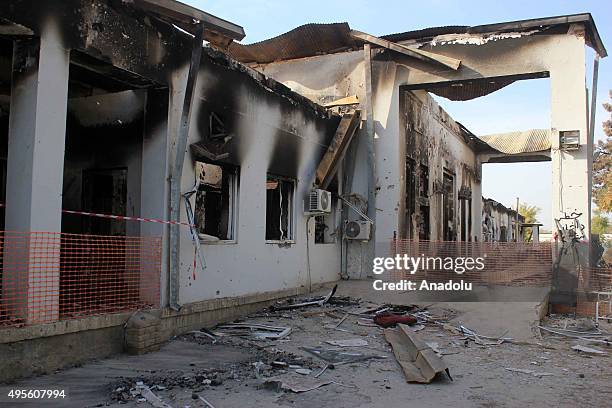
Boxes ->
[350,29,461,70]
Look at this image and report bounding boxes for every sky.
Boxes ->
[186,0,612,229]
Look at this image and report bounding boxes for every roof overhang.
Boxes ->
[132,0,245,41]
[385,13,606,58]
[228,13,606,65]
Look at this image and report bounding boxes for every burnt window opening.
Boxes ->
[405,158,416,239]
[315,178,339,244]
[194,162,238,241]
[442,171,455,241]
[418,165,430,240]
[458,186,472,242]
[209,111,230,142]
[459,198,472,242]
[266,175,295,241]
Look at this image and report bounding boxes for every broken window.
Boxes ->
[405,158,416,239]
[194,162,238,241]
[418,165,430,240]
[266,175,295,241]
[459,186,472,242]
[442,171,455,241]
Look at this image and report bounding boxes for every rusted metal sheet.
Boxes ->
[227,23,357,64]
[479,129,552,155]
[403,73,550,102]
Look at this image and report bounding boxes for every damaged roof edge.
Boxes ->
[385,13,606,58]
[133,0,245,40]
[202,47,337,120]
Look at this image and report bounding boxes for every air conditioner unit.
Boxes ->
[345,220,372,241]
[305,189,332,215]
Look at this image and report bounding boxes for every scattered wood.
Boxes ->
[323,95,359,107]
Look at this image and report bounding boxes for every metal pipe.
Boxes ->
[589,55,600,148]
[169,22,205,311]
[588,54,599,245]
[364,43,376,272]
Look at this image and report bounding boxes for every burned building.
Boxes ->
[231,14,605,277]
[482,197,524,243]
[0,0,607,382]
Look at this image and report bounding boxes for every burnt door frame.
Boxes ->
[82,167,127,236]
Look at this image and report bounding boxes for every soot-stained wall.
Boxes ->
[172,49,342,304]
[399,90,482,242]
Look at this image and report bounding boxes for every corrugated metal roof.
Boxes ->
[478,129,551,155]
[428,77,517,101]
[381,13,605,57]
[227,23,358,64]
[225,13,606,65]
[381,26,470,43]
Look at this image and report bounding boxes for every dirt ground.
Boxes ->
[1,281,610,408]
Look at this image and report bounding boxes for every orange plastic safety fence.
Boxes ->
[0,231,161,328]
[388,239,553,286]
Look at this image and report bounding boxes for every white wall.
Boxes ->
[167,56,342,305]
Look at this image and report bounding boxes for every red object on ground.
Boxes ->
[373,313,417,328]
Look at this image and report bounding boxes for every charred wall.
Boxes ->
[399,90,481,241]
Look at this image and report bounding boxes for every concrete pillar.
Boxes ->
[550,34,590,240]
[3,24,70,323]
[140,89,170,306]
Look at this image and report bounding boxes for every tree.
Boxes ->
[592,209,611,236]
[519,203,540,242]
[593,90,612,212]
[519,203,540,224]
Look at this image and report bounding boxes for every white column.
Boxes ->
[550,35,590,239]
[4,23,70,323]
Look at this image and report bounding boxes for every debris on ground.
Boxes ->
[325,338,368,347]
[301,346,386,365]
[213,323,292,340]
[103,289,611,406]
[262,377,333,393]
[271,284,338,311]
[384,324,451,384]
[504,368,557,378]
[571,344,608,355]
[373,313,417,328]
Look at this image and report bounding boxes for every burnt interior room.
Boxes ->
[60,51,152,314]
[61,51,148,237]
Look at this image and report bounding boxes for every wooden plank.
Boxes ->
[323,95,359,107]
[316,111,362,189]
[350,30,461,70]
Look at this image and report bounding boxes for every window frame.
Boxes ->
[195,161,240,245]
[265,174,296,244]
